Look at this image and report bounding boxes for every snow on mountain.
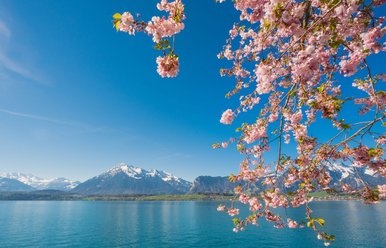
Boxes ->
[322,163,386,189]
[72,163,192,195]
[364,168,377,176]
[0,177,34,191]
[151,169,192,193]
[105,163,192,190]
[328,163,354,179]
[190,163,386,194]
[0,172,80,191]
[105,164,191,185]
[106,164,147,179]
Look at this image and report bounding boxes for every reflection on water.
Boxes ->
[0,201,384,248]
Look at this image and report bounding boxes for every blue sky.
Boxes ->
[0,1,385,182]
[0,0,245,181]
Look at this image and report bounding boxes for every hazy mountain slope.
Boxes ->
[0,177,35,191]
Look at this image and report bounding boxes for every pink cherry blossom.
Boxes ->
[156,55,179,78]
[287,218,298,228]
[217,204,226,212]
[248,197,262,212]
[146,16,185,43]
[378,184,386,199]
[220,109,235,125]
[119,12,135,34]
[227,208,240,216]
[243,121,267,144]
[239,194,249,204]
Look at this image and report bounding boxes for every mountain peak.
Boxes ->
[72,163,192,195]
[106,163,145,179]
[104,163,184,182]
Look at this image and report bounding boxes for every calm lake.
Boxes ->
[0,201,384,247]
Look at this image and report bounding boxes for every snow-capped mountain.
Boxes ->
[0,172,80,191]
[0,177,34,191]
[72,163,192,195]
[2,162,383,195]
[148,169,192,193]
[189,163,386,194]
[326,163,386,189]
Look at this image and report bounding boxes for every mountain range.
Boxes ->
[0,172,80,191]
[1,163,385,195]
[71,164,192,195]
[325,163,386,189]
[189,164,386,194]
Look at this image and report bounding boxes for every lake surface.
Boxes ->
[0,201,385,248]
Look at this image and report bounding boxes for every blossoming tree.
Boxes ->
[113,0,386,246]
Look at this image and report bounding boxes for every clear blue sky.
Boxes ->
[0,1,385,182]
[0,0,246,181]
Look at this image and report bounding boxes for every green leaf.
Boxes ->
[212,143,221,149]
[330,39,343,49]
[325,234,335,241]
[228,174,237,182]
[368,148,376,157]
[263,19,271,30]
[315,218,325,226]
[113,13,122,20]
[113,20,121,31]
[233,218,240,225]
[317,84,325,93]
[341,123,350,130]
[237,144,244,151]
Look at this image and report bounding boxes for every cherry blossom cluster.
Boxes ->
[113,0,185,77]
[214,0,386,246]
[156,54,179,78]
[114,0,386,245]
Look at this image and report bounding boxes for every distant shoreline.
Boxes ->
[0,192,229,201]
[0,191,382,202]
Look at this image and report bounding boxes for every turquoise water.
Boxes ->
[0,201,385,248]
